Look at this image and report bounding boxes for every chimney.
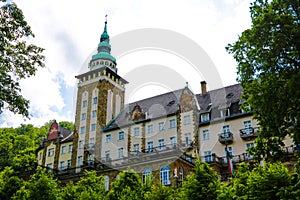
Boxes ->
[201,81,207,94]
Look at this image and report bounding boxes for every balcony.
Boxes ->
[240,127,259,140]
[218,132,233,144]
[84,143,95,153]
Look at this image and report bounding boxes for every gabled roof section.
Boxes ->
[103,88,185,131]
[47,121,73,142]
[196,83,242,114]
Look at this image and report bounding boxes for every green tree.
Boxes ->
[108,169,144,200]
[59,121,75,131]
[13,167,61,200]
[182,160,220,200]
[217,162,300,200]
[61,170,106,200]
[0,167,24,200]
[0,0,44,117]
[226,0,300,159]
[0,123,49,170]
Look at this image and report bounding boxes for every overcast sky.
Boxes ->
[0,0,253,127]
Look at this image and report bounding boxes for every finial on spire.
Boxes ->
[105,14,108,24]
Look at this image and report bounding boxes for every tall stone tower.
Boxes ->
[72,19,128,170]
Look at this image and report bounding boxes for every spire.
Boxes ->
[100,14,109,42]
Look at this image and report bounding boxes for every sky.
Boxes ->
[0,0,253,128]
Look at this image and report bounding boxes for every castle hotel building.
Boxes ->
[37,20,294,186]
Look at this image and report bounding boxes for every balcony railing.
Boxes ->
[99,143,194,167]
[218,132,233,144]
[240,127,259,140]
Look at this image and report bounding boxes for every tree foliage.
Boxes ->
[226,0,300,159]
[0,0,45,117]
[61,170,106,200]
[0,167,24,200]
[218,162,300,200]
[182,160,220,200]
[107,168,145,200]
[0,120,70,171]
[13,167,60,200]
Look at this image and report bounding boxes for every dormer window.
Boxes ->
[201,113,210,122]
[220,108,230,117]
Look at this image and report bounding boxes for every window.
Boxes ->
[147,124,154,134]
[91,123,96,131]
[93,97,98,104]
[201,113,210,122]
[147,141,154,152]
[185,133,192,146]
[204,151,212,162]
[179,167,184,181]
[243,120,253,134]
[59,161,65,170]
[169,119,176,129]
[68,144,72,153]
[118,147,124,158]
[46,163,53,169]
[220,108,230,117]
[246,143,254,158]
[160,165,171,185]
[142,168,152,183]
[104,176,109,191]
[80,126,85,134]
[67,160,71,169]
[184,115,190,125]
[90,137,95,145]
[158,139,165,150]
[105,150,110,161]
[79,140,84,149]
[88,154,94,165]
[39,152,42,160]
[48,148,54,157]
[202,129,210,141]
[158,122,165,132]
[119,131,124,140]
[61,146,66,154]
[92,110,97,118]
[222,125,231,137]
[133,144,139,154]
[170,137,177,147]
[78,156,83,166]
[81,113,86,120]
[82,100,87,108]
[133,127,140,136]
[106,134,111,143]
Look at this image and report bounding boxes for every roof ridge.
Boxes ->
[196,83,240,96]
[127,88,185,105]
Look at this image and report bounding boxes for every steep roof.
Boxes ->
[103,88,185,131]
[196,83,242,114]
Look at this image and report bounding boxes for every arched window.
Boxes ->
[179,166,184,181]
[104,175,109,191]
[160,165,171,185]
[142,168,152,183]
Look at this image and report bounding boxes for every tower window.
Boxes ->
[119,131,124,140]
[93,97,98,104]
[82,100,87,108]
[91,123,96,131]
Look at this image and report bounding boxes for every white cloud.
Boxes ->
[0,0,253,127]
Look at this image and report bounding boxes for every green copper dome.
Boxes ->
[100,22,109,42]
[98,41,111,48]
[92,52,116,62]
